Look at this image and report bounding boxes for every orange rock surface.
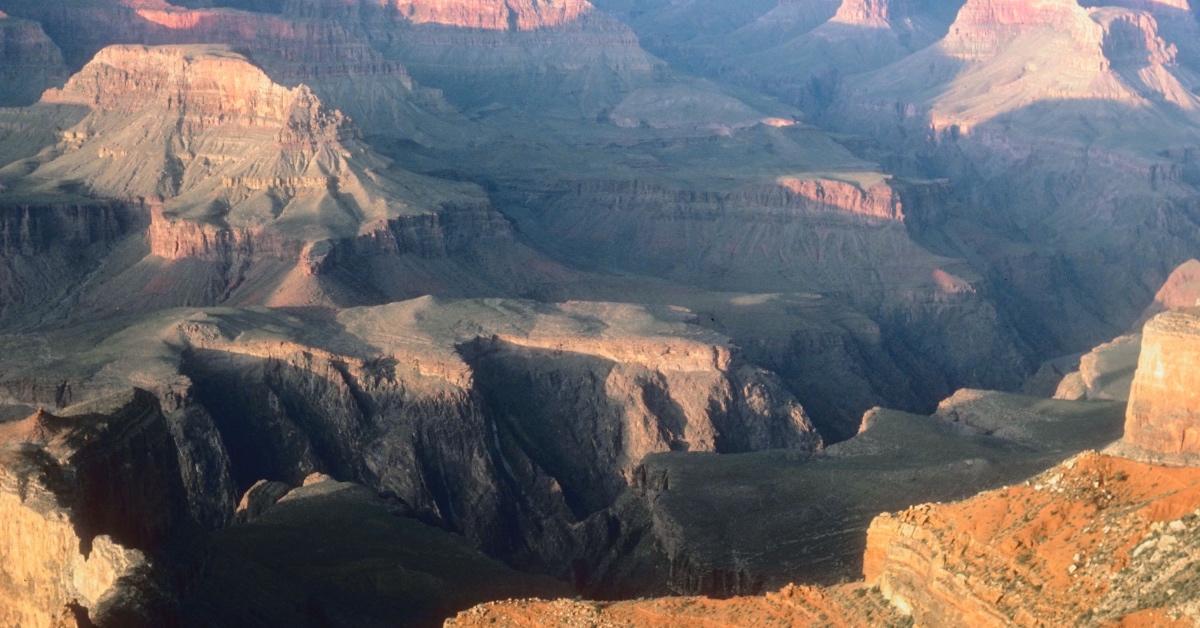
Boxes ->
[865,451,1200,626]
[1123,309,1200,459]
[1147,259,1200,316]
[445,583,903,627]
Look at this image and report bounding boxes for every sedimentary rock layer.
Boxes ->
[1123,309,1200,459]
[0,298,820,583]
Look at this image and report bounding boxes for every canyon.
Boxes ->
[450,309,1200,627]
[1,0,1200,625]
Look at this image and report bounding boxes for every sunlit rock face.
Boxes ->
[940,0,1102,61]
[841,0,1199,136]
[0,0,453,142]
[386,0,595,29]
[1123,309,1200,459]
[1145,259,1200,317]
[0,43,557,319]
[865,451,1200,625]
[0,391,187,627]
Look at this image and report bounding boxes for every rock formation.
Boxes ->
[1053,334,1140,401]
[248,0,663,115]
[0,390,187,627]
[451,447,1200,626]
[0,12,67,106]
[1053,258,1200,402]
[5,4,1200,624]
[0,0,459,142]
[446,582,903,627]
[0,297,820,586]
[585,389,1123,597]
[1122,309,1200,461]
[865,451,1200,625]
[386,0,594,30]
[0,44,562,323]
[1145,258,1200,317]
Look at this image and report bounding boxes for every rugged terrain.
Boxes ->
[0,43,566,327]
[461,447,1200,627]
[0,296,824,622]
[2,0,1200,626]
[0,0,1044,439]
[450,308,1200,626]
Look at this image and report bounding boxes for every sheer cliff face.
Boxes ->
[0,299,819,579]
[385,0,595,30]
[1123,309,1200,460]
[0,391,187,627]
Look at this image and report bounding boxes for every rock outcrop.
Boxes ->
[0,44,564,321]
[0,387,569,626]
[446,582,903,627]
[386,0,594,30]
[0,298,820,584]
[1053,334,1140,401]
[588,390,1123,597]
[865,451,1200,625]
[1122,309,1200,460]
[1145,258,1200,317]
[0,390,187,627]
[0,0,460,142]
[1053,258,1200,402]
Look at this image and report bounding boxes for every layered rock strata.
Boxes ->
[0,44,559,320]
[1122,309,1200,460]
[0,0,455,140]
[0,298,820,584]
[282,0,661,114]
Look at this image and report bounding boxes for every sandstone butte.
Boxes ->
[1122,309,1200,461]
[449,309,1200,626]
